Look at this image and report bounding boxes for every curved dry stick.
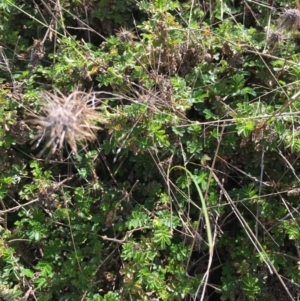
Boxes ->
[0,199,39,214]
[296,0,300,10]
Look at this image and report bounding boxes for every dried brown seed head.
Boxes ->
[278,9,300,31]
[116,27,136,43]
[203,53,212,63]
[27,90,105,158]
[267,29,283,45]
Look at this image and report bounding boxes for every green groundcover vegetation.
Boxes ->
[0,0,300,300]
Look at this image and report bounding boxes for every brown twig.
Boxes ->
[101,227,151,244]
[0,199,39,214]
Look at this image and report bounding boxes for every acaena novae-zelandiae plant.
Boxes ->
[278,0,300,31]
[27,90,107,158]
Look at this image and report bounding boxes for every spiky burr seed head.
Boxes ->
[267,30,283,45]
[203,53,212,63]
[116,27,136,43]
[27,90,105,158]
[278,9,300,31]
